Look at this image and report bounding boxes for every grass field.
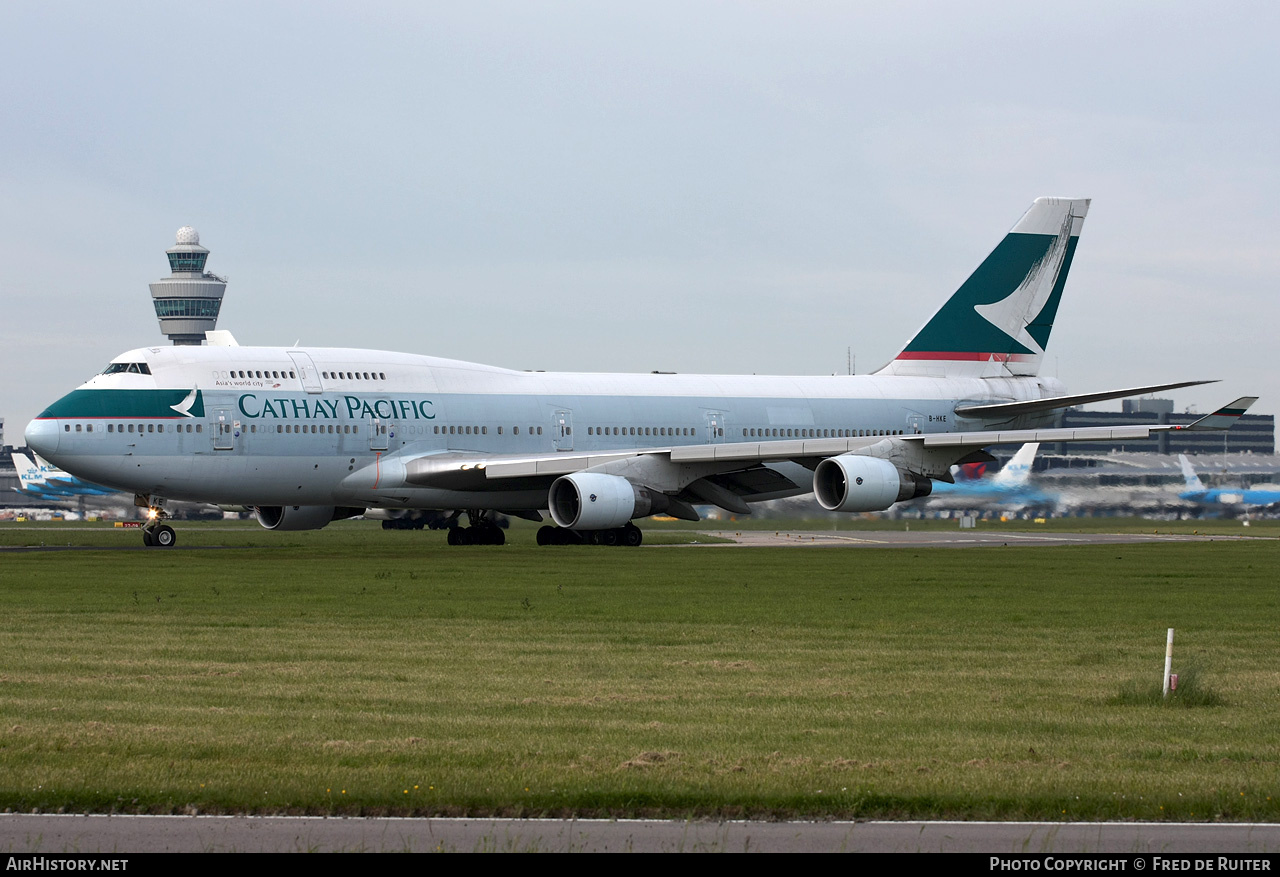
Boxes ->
[1,519,1277,820]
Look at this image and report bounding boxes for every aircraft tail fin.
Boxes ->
[32,453,62,479]
[877,197,1090,379]
[992,443,1039,488]
[12,454,43,493]
[1178,455,1206,492]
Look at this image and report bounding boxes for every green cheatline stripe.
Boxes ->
[37,389,205,420]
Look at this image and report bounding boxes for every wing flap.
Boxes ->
[916,425,1154,448]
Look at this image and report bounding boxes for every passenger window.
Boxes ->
[196,425,203,433]
[76,424,82,432]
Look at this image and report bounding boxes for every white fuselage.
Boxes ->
[25,344,1066,511]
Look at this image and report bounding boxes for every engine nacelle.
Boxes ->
[254,505,365,531]
[548,473,666,530]
[813,454,932,513]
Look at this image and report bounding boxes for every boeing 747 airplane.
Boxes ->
[24,197,1256,547]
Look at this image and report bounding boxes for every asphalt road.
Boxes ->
[3,815,1280,853]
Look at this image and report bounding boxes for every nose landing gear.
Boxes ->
[136,495,177,548]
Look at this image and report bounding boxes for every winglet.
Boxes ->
[1176,397,1258,431]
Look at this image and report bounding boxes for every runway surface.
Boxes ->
[700,529,1264,548]
[1,525,1268,552]
[3,815,1279,853]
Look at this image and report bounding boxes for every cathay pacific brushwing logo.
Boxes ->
[170,389,201,418]
[972,211,1073,356]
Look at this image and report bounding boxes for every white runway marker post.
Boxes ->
[1163,628,1175,698]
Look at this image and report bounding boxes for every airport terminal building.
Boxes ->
[1045,399,1274,457]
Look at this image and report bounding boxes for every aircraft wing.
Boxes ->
[399,397,1258,501]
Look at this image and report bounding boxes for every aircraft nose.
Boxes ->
[25,417,60,458]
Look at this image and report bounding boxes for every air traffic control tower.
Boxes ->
[148,226,227,345]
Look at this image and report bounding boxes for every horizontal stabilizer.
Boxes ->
[953,380,1218,419]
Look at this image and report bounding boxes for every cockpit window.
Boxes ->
[102,362,152,375]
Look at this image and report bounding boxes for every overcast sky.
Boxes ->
[3,2,1276,437]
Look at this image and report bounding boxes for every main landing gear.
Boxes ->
[136,496,177,548]
[536,523,643,547]
[445,511,507,546]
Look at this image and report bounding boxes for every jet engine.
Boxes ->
[548,473,667,530]
[812,454,932,513]
[254,505,366,531]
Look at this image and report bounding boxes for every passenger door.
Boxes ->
[212,407,235,450]
[553,409,573,451]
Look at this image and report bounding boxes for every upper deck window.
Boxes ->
[101,362,152,375]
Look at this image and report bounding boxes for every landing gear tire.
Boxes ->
[537,526,580,545]
[142,529,155,547]
[447,522,506,546]
[154,525,177,548]
[536,525,641,547]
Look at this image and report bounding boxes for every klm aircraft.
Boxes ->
[24,197,1256,547]
[923,443,1055,509]
[12,453,116,499]
[1178,455,1280,510]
